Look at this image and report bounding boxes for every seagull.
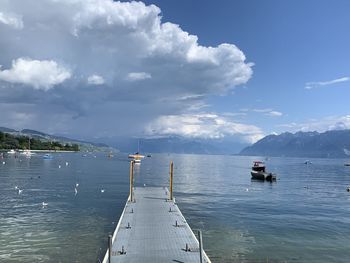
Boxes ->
[246,188,249,192]
[58,165,61,169]
[101,189,105,193]
[18,189,23,195]
[2,161,5,165]
[76,183,79,188]
[65,162,69,166]
[42,202,48,207]
[74,187,78,196]
[15,186,19,190]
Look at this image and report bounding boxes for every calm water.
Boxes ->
[1,153,350,262]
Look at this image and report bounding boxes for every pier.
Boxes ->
[102,161,211,263]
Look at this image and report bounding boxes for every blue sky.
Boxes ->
[0,0,349,143]
[141,0,350,134]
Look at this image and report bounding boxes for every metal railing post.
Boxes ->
[108,234,112,263]
[170,161,173,201]
[198,230,203,263]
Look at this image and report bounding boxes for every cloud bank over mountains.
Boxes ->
[279,115,350,133]
[145,113,264,143]
[0,0,255,140]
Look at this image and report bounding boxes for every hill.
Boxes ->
[240,130,350,158]
[0,127,115,152]
[0,132,79,151]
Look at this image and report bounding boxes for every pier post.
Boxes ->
[108,234,112,263]
[170,161,173,201]
[198,230,203,263]
[129,160,134,202]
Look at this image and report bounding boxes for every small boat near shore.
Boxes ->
[43,154,53,160]
[20,150,36,157]
[251,161,276,181]
[19,138,35,158]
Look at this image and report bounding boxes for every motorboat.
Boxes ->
[43,154,53,159]
[7,149,16,154]
[251,161,276,181]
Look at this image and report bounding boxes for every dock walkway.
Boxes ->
[103,186,211,263]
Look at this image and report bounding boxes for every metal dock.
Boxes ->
[102,161,211,263]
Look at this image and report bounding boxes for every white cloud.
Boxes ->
[278,115,350,132]
[222,112,247,117]
[0,0,253,138]
[305,77,349,89]
[240,108,283,117]
[0,58,71,91]
[0,12,23,29]
[127,72,152,81]
[145,113,264,143]
[268,111,283,117]
[87,74,104,85]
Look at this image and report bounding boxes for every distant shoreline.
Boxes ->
[0,149,78,153]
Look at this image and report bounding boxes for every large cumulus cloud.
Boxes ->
[0,0,253,139]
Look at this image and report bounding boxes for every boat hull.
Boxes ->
[251,171,276,181]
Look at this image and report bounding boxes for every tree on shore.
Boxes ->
[0,132,80,151]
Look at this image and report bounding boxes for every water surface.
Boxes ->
[1,153,350,262]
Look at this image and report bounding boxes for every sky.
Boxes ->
[0,0,350,144]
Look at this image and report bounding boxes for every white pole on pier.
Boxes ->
[129,160,134,202]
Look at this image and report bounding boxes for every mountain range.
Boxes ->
[240,130,350,158]
[3,126,350,157]
[93,136,249,155]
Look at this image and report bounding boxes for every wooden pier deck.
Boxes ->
[102,185,211,263]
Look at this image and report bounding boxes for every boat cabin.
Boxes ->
[252,161,266,172]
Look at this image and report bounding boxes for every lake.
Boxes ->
[1,153,350,262]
